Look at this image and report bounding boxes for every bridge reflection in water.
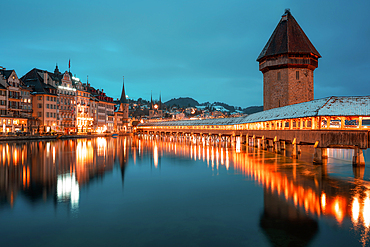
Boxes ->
[135,135,370,246]
[1,136,370,245]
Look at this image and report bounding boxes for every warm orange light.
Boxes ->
[321,193,326,211]
[352,196,360,225]
[333,197,344,225]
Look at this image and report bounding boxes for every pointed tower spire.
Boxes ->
[159,92,162,110]
[150,91,153,110]
[120,76,127,103]
[257,9,321,62]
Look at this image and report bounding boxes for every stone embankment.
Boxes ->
[0,133,132,142]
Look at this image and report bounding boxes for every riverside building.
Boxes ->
[0,63,132,135]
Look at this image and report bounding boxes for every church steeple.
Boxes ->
[159,92,162,110]
[120,76,127,104]
[150,91,153,110]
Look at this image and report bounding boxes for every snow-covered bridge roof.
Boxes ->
[139,96,370,127]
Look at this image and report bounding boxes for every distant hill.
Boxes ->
[212,102,235,112]
[163,96,263,114]
[243,106,263,114]
[164,97,199,108]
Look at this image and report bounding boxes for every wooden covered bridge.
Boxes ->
[136,96,370,165]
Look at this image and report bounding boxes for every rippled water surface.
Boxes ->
[1,136,370,246]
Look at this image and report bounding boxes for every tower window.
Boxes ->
[296,71,299,80]
[277,72,281,80]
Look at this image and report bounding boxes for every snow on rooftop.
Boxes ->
[139,96,370,127]
[319,96,370,116]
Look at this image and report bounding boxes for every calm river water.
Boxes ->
[1,136,370,246]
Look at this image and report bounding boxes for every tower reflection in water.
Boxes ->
[134,135,370,246]
[0,137,129,211]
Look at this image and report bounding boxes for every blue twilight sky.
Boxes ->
[1,0,370,108]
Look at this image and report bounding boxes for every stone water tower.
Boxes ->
[257,9,321,110]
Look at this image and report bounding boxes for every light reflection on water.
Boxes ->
[0,136,370,246]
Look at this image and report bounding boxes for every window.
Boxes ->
[46,104,49,109]
[38,112,42,117]
[38,103,42,108]
[296,71,299,80]
[46,96,49,101]
[46,112,49,117]
[277,72,281,80]
[38,96,42,100]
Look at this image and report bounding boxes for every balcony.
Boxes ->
[8,95,21,99]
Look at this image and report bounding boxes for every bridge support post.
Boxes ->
[241,135,246,144]
[280,141,286,150]
[274,141,281,153]
[268,140,274,148]
[231,135,236,144]
[313,148,328,164]
[252,135,257,147]
[353,147,365,166]
[292,139,298,159]
[261,136,266,150]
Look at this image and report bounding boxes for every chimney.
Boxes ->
[44,72,48,84]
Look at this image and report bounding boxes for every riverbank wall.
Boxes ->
[0,132,133,142]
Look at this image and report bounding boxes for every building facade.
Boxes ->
[0,68,30,132]
[1,64,130,135]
